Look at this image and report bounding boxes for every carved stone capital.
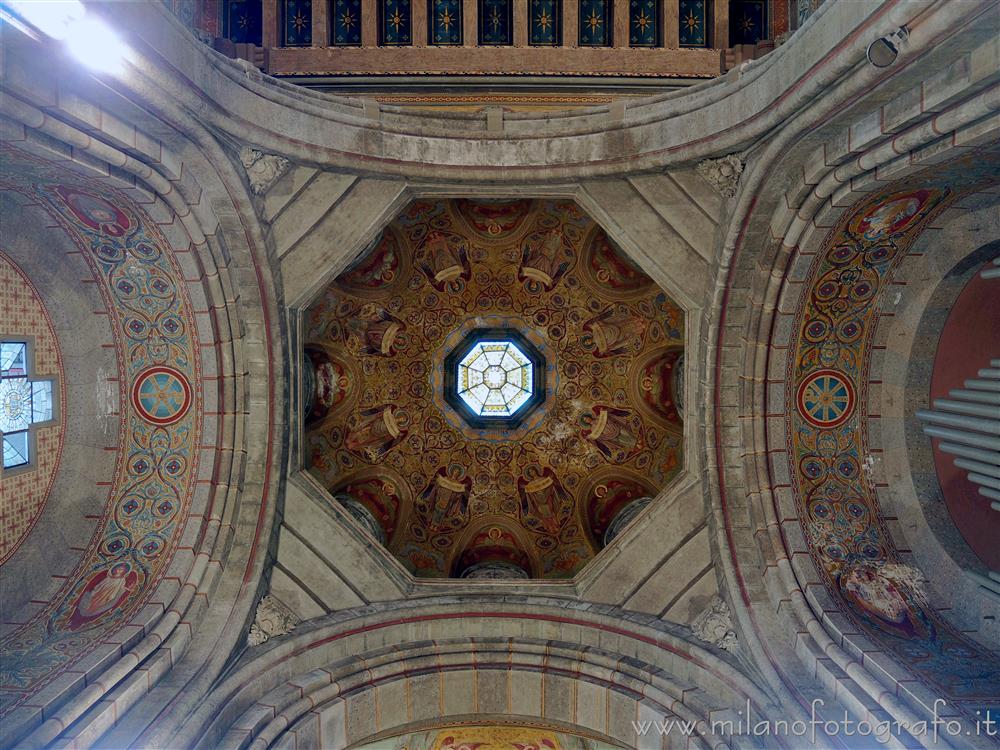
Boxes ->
[247,595,300,646]
[691,595,738,653]
[239,147,291,195]
[695,155,744,198]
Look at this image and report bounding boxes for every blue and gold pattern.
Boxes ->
[629,0,659,47]
[0,146,200,711]
[787,154,1000,705]
[729,0,765,45]
[678,0,705,46]
[529,0,561,46]
[224,0,262,44]
[282,0,312,46]
[379,0,412,45]
[479,0,513,45]
[578,0,612,46]
[430,0,463,45]
[333,0,362,45]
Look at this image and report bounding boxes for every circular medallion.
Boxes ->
[131,366,192,425]
[796,369,856,428]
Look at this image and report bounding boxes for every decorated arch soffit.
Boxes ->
[352,723,624,750]
[783,152,1000,713]
[0,146,201,715]
[304,199,685,579]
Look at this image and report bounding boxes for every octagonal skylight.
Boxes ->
[457,339,533,417]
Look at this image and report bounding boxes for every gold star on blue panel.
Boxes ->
[282,0,312,46]
[678,0,706,47]
[578,0,612,46]
[529,0,560,46]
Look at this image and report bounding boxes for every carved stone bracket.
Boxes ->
[247,595,300,646]
[695,154,744,198]
[691,595,738,653]
[239,147,291,195]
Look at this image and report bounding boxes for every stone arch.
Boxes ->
[177,598,783,750]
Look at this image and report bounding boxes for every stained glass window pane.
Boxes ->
[457,340,534,417]
[1,377,32,433]
[629,0,659,46]
[529,0,560,45]
[379,0,412,45]
[1,342,26,377]
[333,0,362,45]
[2,430,29,469]
[430,0,463,45]
[32,381,53,423]
[479,0,513,45]
[579,0,612,46]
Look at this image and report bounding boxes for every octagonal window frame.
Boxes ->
[443,327,546,429]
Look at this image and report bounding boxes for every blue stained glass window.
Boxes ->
[1,341,55,471]
[578,0,612,46]
[479,0,513,45]
[729,0,766,45]
[629,0,659,46]
[224,0,263,44]
[380,0,412,45]
[333,0,362,45]
[678,0,706,46]
[283,0,312,46]
[430,0,463,45]
[529,0,561,46]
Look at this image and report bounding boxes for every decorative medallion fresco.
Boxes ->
[0,146,200,715]
[354,724,622,750]
[785,154,1000,710]
[305,199,684,579]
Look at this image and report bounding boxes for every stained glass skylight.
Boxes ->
[1,341,55,470]
[457,340,534,417]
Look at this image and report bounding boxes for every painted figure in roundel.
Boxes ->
[630,347,683,427]
[849,189,937,241]
[344,405,407,462]
[518,228,573,292]
[334,228,408,297]
[415,468,473,533]
[580,405,643,463]
[331,468,407,542]
[415,231,472,292]
[453,524,533,577]
[579,226,653,300]
[346,307,405,356]
[517,466,574,536]
[53,186,131,236]
[582,472,658,547]
[305,347,353,424]
[581,304,648,358]
[453,198,534,239]
[62,562,140,631]
[838,565,933,641]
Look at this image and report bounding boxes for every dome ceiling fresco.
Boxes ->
[303,199,684,578]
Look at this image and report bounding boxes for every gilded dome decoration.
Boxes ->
[304,199,684,578]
